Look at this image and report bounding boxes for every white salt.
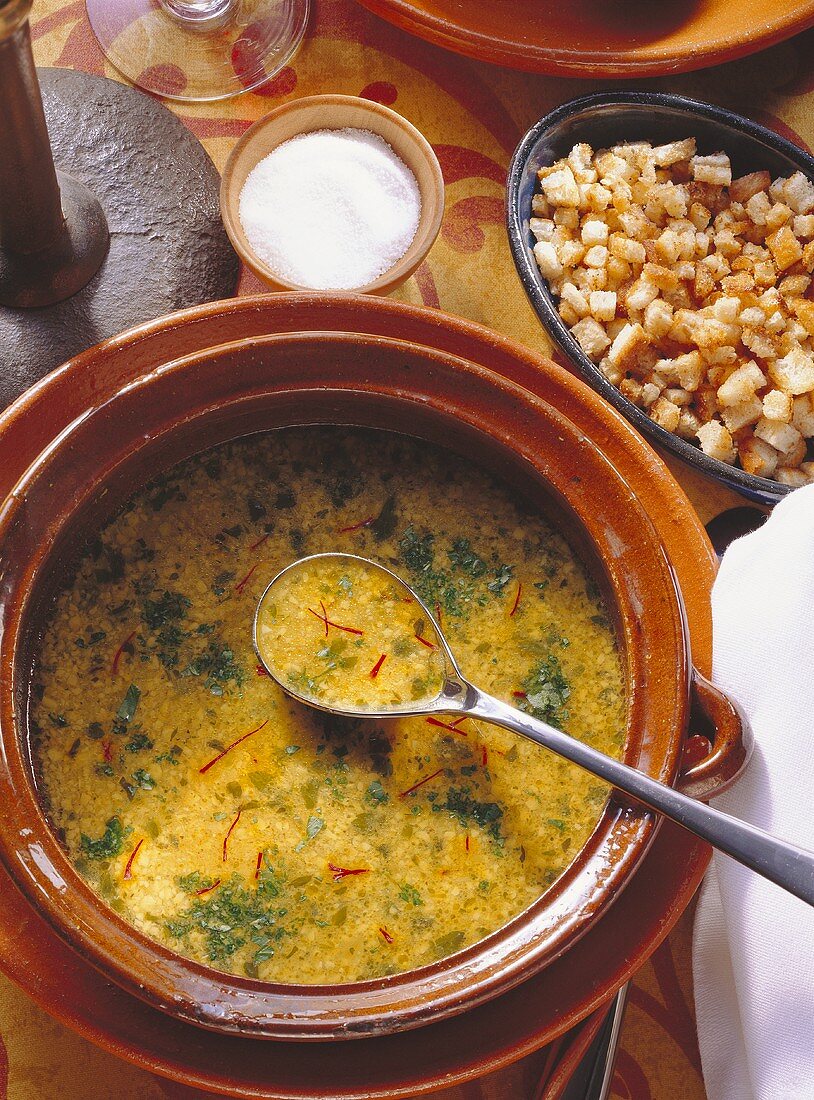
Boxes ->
[238,128,422,290]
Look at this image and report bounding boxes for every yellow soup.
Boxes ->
[31,427,625,984]
[256,554,447,712]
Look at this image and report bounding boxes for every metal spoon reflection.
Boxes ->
[254,552,814,907]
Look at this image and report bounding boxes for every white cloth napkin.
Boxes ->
[693,484,814,1100]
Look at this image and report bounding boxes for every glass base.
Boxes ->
[86,0,310,102]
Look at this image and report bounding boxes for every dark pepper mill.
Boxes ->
[0,0,109,307]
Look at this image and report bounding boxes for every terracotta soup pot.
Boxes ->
[0,326,747,1040]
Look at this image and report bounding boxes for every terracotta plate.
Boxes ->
[356,0,814,77]
[0,295,715,1098]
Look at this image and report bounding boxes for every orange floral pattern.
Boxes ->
[2,0,797,1095]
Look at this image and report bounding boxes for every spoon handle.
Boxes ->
[466,688,814,907]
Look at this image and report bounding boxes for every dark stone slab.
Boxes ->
[0,67,240,408]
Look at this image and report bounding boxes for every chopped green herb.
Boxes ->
[447,538,487,577]
[125,731,153,753]
[143,591,190,630]
[399,882,423,906]
[442,786,505,844]
[80,816,125,861]
[154,746,181,765]
[295,815,324,850]
[48,712,68,728]
[184,640,246,695]
[115,684,141,725]
[487,563,514,596]
[366,779,389,805]
[167,869,292,965]
[519,652,571,728]
[132,768,155,790]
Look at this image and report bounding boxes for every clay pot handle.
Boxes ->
[677,669,753,800]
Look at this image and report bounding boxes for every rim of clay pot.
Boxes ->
[0,328,689,1040]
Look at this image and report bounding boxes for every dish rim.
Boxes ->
[355,0,814,77]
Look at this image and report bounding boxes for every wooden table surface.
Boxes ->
[4,0,805,1095]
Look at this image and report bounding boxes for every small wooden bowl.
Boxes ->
[220,94,444,294]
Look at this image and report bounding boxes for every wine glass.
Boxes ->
[86,0,310,102]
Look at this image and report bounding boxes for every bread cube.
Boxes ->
[583,183,613,211]
[534,241,563,281]
[554,207,580,230]
[711,296,742,323]
[720,395,763,433]
[769,346,814,394]
[746,191,772,225]
[697,420,736,463]
[619,376,643,403]
[584,245,608,269]
[676,407,701,439]
[776,467,809,487]
[568,143,594,174]
[530,218,556,243]
[664,386,692,406]
[532,193,550,217]
[589,290,617,322]
[607,322,650,370]
[560,282,591,319]
[791,298,814,337]
[581,219,609,246]
[643,298,674,338]
[691,153,732,187]
[792,393,814,436]
[610,235,646,264]
[793,214,814,238]
[739,435,779,478]
[754,416,804,454]
[780,171,814,215]
[570,316,611,361]
[541,166,581,207]
[653,138,696,167]
[765,226,796,271]
[729,171,772,204]
[650,396,681,431]
[717,361,767,406]
[560,239,587,268]
[626,278,659,312]
[763,389,794,422]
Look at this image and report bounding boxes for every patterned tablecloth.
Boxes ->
[5,1,810,1096]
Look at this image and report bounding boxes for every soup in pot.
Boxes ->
[31,427,624,984]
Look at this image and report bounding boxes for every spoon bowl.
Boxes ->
[257,552,814,909]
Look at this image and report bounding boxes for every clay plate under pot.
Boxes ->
[355,0,814,77]
[0,296,739,1095]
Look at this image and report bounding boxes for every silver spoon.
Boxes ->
[254,552,814,907]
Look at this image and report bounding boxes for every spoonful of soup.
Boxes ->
[255,553,814,907]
